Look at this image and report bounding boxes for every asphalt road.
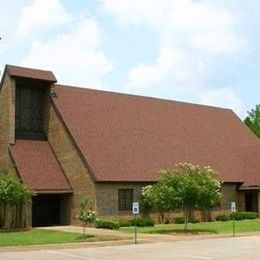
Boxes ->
[1,235,260,260]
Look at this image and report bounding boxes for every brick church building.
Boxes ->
[0,65,260,226]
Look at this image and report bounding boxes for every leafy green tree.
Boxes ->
[0,171,34,229]
[140,185,154,214]
[162,163,221,229]
[141,180,182,224]
[142,163,221,227]
[77,198,96,238]
[244,104,260,138]
[0,172,33,206]
[195,168,221,221]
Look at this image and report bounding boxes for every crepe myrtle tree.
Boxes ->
[141,183,180,224]
[141,163,221,228]
[244,104,260,138]
[77,197,96,238]
[172,163,221,228]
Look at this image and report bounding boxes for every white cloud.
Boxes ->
[16,0,72,38]
[102,0,243,54]
[126,48,201,90]
[102,0,246,112]
[198,88,243,114]
[22,18,113,88]
[193,32,244,54]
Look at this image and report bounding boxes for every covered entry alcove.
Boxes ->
[239,186,259,214]
[10,139,73,227]
[32,193,72,227]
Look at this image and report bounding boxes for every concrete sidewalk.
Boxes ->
[39,225,199,243]
[1,225,260,253]
[39,225,260,244]
[41,225,260,241]
[39,225,131,239]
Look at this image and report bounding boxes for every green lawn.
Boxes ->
[121,219,260,234]
[0,229,113,247]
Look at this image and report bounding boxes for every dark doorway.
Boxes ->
[32,195,61,227]
[245,192,258,212]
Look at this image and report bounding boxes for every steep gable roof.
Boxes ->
[52,85,260,184]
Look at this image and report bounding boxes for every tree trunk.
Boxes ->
[83,224,86,239]
[184,207,188,230]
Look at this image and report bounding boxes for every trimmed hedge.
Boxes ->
[189,218,200,223]
[129,217,154,227]
[118,219,131,227]
[230,211,257,220]
[215,212,257,221]
[95,219,120,230]
[95,217,154,229]
[174,216,185,224]
[215,214,229,222]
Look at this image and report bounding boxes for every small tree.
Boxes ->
[77,198,96,238]
[244,104,260,138]
[0,171,34,229]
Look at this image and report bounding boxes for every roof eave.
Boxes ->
[6,64,57,83]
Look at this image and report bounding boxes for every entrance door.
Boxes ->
[245,192,258,212]
[32,195,60,227]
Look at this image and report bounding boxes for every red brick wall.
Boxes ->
[0,74,17,174]
[96,182,151,216]
[96,182,244,220]
[46,103,96,224]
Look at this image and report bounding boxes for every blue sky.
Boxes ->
[1,0,259,118]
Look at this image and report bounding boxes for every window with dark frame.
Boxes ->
[118,189,133,211]
[15,81,45,137]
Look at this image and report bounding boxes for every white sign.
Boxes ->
[132,202,139,214]
[231,202,236,212]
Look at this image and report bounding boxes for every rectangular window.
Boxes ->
[118,189,133,211]
[15,82,45,137]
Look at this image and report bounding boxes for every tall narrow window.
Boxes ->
[118,189,133,211]
[15,83,45,137]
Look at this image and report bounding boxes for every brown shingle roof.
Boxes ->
[52,85,260,184]
[10,140,72,193]
[242,145,260,186]
[6,65,57,82]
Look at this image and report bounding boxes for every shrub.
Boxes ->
[0,173,34,206]
[129,216,154,227]
[189,217,200,223]
[215,214,229,221]
[230,211,257,220]
[95,219,120,230]
[174,216,185,224]
[118,219,131,227]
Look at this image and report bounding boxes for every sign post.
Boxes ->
[132,202,139,244]
[231,201,236,237]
